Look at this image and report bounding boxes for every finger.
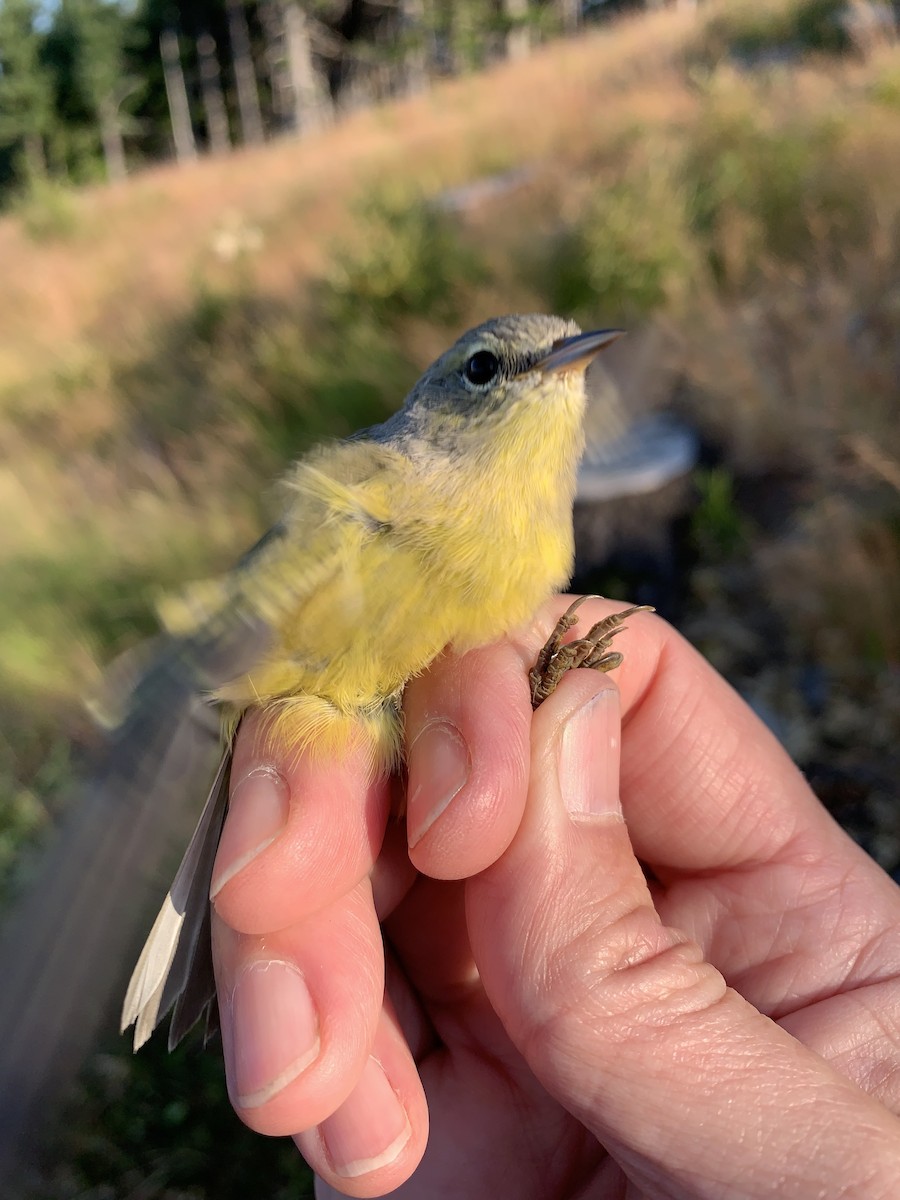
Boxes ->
[384,875,478,1008]
[295,1002,428,1198]
[212,878,384,1137]
[403,638,530,880]
[211,710,391,935]
[778,981,900,1113]
[511,598,900,1010]
[370,815,418,923]
[384,947,437,1066]
[469,670,900,1198]
[510,596,834,872]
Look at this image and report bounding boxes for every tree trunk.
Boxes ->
[283,3,329,133]
[98,97,127,181]
[401,0,428,94]
[160,29,197,163]
[259,1,293,131]
[503,0,530,61]
[433,0,457,74]
[557,0,581,35]
[226,0,265,146]
[197,33,231,154]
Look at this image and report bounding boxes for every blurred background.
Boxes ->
[1,0,899,1194]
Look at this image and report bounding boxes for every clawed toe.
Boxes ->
[530,596,653,708]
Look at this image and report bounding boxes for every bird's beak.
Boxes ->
[537,328,625,375]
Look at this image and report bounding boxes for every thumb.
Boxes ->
[466,671,900,1200]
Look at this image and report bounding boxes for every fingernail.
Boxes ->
[319,1056,411,1178]
[406,719,470,848]
[225,959,320,1109]
[558,686,622,818]
[210,766,289,897]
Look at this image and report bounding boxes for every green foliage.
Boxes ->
[548,163,693,322]
[691,468,749,560]
[692,0,849,65]
[41,2,109,183]
[62,0,132,116]
[871,64,900,109]
[0,748,59,909]
[0,701,76,908]
[0,0,56,177]
[434,0,505,71]
[323,187,486,324]
[40,1034,314,1199]
[0,780,48,906]
[682,97,868,286]
[9,175,79,240]
[116,271,413,482]
[251,314,414,459]
[0,523,243,734]
[44,119,109,187]
[3,547,160,668]
[49,0,137,179]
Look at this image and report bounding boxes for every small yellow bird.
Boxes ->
[119,313,644,1052]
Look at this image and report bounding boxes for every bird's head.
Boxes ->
[399,314,623,448]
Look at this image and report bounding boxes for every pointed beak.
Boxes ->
[536,328,625,375]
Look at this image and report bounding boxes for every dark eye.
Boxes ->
[464,350,501,387]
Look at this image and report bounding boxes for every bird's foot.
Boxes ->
[529,596,654,708]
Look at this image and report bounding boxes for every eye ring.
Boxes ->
[463,349,501,387]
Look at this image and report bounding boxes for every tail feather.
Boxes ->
[122,747,232,1050]
[169,893,217,1050]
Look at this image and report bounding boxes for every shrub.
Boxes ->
[682,95,869,286]
[10,176,79,242]
[323,185,485,323]
[691,0,849,66]
[549,160,694,322]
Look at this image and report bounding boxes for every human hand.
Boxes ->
[210,597,900,1198]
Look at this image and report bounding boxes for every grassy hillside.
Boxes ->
[3,2,900,1192]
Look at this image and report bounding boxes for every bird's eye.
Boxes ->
[463,350,501,387]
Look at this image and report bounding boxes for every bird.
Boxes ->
[109,313,643,1052]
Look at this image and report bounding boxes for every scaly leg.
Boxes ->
[530,596,654,708]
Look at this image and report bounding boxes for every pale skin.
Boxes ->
[209,597,900,1198]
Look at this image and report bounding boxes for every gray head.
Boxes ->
[383,314,623,448]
